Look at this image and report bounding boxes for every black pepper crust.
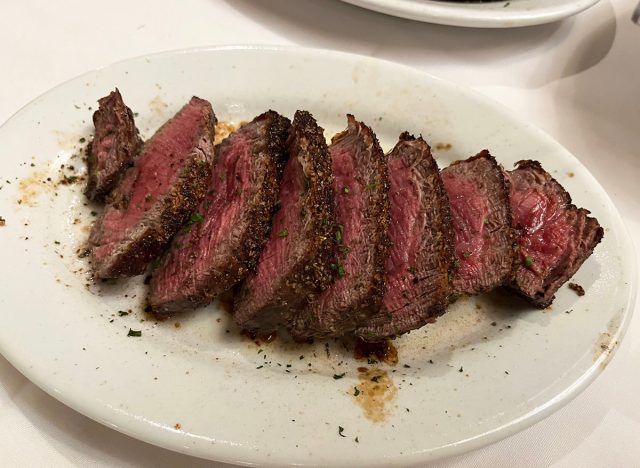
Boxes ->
[290,115,391,340]
[505,159,603,308]
[90,98,216,278]
[151,110,292,314]
[352,115,391,323]
[225,110,291,279]
[287,110,336,298]
[234,110,337,332]
[85,89,143,201]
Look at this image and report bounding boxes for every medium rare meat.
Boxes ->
[233,111,335,333]
[89,97,216,278]
[85,89,142,201]
[149,111,290,314]
[441,150,515,296]
[289,115,389,340]
[356,133,454,341]
[506,160,603,307]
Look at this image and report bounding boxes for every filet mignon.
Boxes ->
[85,89,142,201]
[441,150,515,296]
[356,133,454,341]
[290,115,389,340]
[89,96,216,278]
[506,160,603,307]
[233,111,336,333]
[149,111,291,314]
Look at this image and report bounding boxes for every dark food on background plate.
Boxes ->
[505,160,604,308]
[289,115,390,340]
[441,150,515,297]
[89,96,216,278]
[85,89,143,201]
[356,133,454,341]
[85,91,603,342]
[149,111,290,314]
[234,111,336,333]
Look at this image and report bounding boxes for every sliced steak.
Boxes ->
[233,111,336,333]
[506,160,603,307]
[85,89,142,201]
[149,111,291,314]
[356,133,454,341]
[441,150,515,296]
[89,97,216,278]
[290,115,389,339]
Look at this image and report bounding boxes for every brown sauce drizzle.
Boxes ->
[353,368,397,422]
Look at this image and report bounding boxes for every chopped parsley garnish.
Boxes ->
[338,426,346,437]
[370,375,381,383]
[407,266,417,275]
[524,256,534,267]
[189,212,204,224]
[366,181,377,190]
[463,251,472,258]
[331,261,346,277]
[127,329,142,337]
[118,310,129,316]
[333,373,346,380]
[338,245,350,254]
[343,186,350,194]
[353,386,360,396]
[278,228,289,237]
[335,229,342,243]
[453,258,460,269]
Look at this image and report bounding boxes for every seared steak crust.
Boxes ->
[149,111,291,314]
[290,115,390,339]
[89,97,216,278]
[506,160,603,307]
[85,89,142,201]
[356,133,454,341]
[233,111,336,333]
[442,150,516,296]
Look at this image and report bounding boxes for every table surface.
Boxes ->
[1,1,638,466]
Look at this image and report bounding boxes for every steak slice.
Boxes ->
[290,115,389,340]
[85,89,142,201]
[233,111,335,333]
[356,133,454,341]
[149,111,291,314]
[441,150,515,296]
[89,97,216,278]
[506,160,603,307]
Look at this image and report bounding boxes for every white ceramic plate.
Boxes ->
[0,46,634,467]
[341,0,600,28]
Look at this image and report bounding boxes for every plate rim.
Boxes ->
[340,0,601,28]
[0,44,635,466]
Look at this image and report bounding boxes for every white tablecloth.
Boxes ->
[1,1,638,466]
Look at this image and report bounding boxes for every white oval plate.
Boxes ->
[341,0,600,28]
[0,46,634,467]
